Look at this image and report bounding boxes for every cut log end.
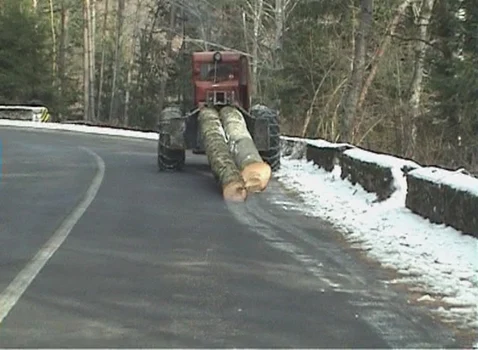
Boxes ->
[244,176,264,193]
[223,181,248,202]
[241,162,272,193]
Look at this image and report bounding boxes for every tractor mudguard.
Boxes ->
[158,106,186,150]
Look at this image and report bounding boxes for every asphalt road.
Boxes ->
[0,126,464,348]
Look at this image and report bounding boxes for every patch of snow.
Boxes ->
[281,135,305,142]
[274,156,478,330]
[306,138,351,149]
[0,119,159,140]
[0,105,46,112]
[344,148,419,170]
[409,166,478,197]
[417,295,435,302]
[456,7,466,21]
[280,136,351,149]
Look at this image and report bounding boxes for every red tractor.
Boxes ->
[157,51,280,171]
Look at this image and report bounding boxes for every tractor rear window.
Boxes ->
[199,63,235,81]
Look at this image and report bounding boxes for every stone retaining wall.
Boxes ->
[306,141,353,172]
[0,106,49,122]
[280,136,307,160]
[0,109,35,120]
[406,168,478,237]
[280,137,478,236]
[340,148,420,201]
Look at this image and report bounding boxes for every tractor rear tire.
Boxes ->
[157,141,185,171]
[157,106,186,171]
[251,104,281,171]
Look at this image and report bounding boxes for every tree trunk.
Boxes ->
[158,4,177,114]
[124,0,142,126]
[97,0,109,120]
[274,0,284,70]
[88,0,96,121]
[137,4,161,108]
[357,0,413,110]
[242,11,250,53]
[339,0,373,142]
[219,106,271,192]
[58,0,68,120]
[91,0,96,61]
[252,0,263,94]
[109,0,125,123]
[407,0,435,157]
[49,0,57,75]
[83,0,90,121]
[198,107,247,202]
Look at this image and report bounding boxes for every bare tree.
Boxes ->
[124,0,142,125]
[83,0,90,120]
[407,0,436,157]
[274,0,284,69]
[248,0,263,93]
[82,0,96,121]
[357,0,414,110]
[88,0,96,121]
[109,0,125,123]
[339,0,373,142]
[58,0,69,120]
[158,3,179,113]
[97,0,109,119]
[49,0,57,75]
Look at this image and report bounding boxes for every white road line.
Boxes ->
[0,147,105,324]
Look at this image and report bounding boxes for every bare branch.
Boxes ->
[183,38,253,56]
[389,34,442,51]
[357,0,413,110]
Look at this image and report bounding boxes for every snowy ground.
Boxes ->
[1,119,477,337]
[0,119,159,140]
[274,145,478,333]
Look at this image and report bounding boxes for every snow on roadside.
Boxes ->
[410,166,478,197]
[275,155,478,330]
[0,119,159,140]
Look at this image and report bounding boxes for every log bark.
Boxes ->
[198,107,247,202]
[219,106,271,192]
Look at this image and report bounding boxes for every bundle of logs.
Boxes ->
[198,106,272,202]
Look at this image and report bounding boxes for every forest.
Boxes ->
[0,0,476,172]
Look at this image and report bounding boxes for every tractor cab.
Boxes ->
[157,50,280,172]
[192,51,250,111]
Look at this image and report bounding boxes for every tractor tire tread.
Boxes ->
[251,104,281,171]
[157,144,185,171]
[157,106,186,171]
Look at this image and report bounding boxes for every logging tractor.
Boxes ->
[157,51,281,201]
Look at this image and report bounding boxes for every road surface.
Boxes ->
[0,126,463,347]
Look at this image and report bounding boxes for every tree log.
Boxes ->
[219,106,271,192]
[198,107,247,202]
